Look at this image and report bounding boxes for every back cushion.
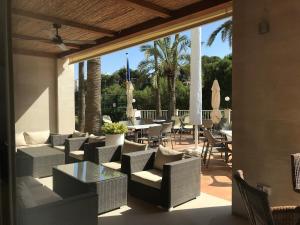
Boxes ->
[15,132,27,147]
[72,131,88,138]
[122,140,147,154]
[154,145,183,171]
[24,131,50,145]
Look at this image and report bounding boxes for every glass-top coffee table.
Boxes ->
[53,161,127,214]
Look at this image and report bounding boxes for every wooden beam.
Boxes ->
[13,48,57,58]
[120,0,172,18]
[62,0,232,62]
[12,8,116,37]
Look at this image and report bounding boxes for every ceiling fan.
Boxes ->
[15,23,97,51]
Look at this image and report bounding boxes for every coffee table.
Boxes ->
[53,161,127,214]
[17,146,65,178]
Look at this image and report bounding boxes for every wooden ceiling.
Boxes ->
[11,0,232,61]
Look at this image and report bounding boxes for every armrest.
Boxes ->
[161,157,201,208]
[50,134,71,147]
[95,145,121,164]
[84,141,105,162]
[23,192,98,225]
[65,137,88,152]
[271,206,300,225]
[121,150,156,176]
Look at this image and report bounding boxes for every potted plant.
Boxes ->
[101,122,128,146]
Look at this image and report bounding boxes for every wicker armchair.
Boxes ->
[122,150,200,209]
[291,153,300,193]
[234,170,300,225]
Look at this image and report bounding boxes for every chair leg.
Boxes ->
[206,146,213,168]
[203,143,209,165]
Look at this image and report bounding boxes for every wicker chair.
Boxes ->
[234,170,300,225]
[291,153,300,193]
[161,122,174,148]
[122,149,200,210]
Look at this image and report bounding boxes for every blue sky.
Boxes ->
[74,17,231,79]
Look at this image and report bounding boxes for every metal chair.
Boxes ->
[234,170,300,225]
[203,129,231,167]
[161,122,174,149]
[291,153,300,193]
[147,125,162,147]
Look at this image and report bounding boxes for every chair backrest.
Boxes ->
[291,153,300,193]
[183,115,190,124]
[148,125,162,137]
[234,170,274,225]
[171,116,181,129]
[103,115,112,123]
[203,129,218,145]
[161,122,172,134]
[202,119,213,129]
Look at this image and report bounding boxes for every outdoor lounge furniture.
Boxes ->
[291,153,300,193]
[16,146,65,178]
[65,136,105,163]
[16,176,98,225]
[53,161,127,214]
[202,129,231,168]
[234,170,300,225]
[91,140,148,171]
[122,146,201,209]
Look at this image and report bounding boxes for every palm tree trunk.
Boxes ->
[154,41,162,118]
[78,62,85,132]
[170,75,176,119]
[85,57,102,135]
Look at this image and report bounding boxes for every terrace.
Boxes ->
[1,0,300,225]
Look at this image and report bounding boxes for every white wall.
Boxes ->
[13,54,75,135]
[13,54,57,133]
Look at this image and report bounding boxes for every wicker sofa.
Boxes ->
[87,140,148,171]
[16,176,98,225]
[121,148,201,209]
[65,136,105,163]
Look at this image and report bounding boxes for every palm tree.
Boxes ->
[139,40,162,117]
[78,61,85,132]
[157,34,190,119]
[85,57,102,135]
[207,19,232,47]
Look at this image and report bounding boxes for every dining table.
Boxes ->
[127,123,161,142]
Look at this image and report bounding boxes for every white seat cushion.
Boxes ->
[24,131,50,145]
[54,145,65,151]
[70,150,84,161]
[15,132,27,147]
[131,169,162,190]
[102,161,121,171]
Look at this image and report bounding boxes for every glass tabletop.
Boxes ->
[54,161,124,183]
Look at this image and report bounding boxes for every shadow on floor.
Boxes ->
[98,195,249,225]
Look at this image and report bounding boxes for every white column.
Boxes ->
[190,27,202,151]
[56,58,75,134]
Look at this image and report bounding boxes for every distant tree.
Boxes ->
[85,57,102,135]
[78,61,85,132]
[207,19,232,47]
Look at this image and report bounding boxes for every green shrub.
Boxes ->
[101,122,128,134]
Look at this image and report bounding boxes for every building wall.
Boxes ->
[13,54,57,133]
[233,0,300,215]
[13,54,75,135]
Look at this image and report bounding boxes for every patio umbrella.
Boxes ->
[125,54,135,122]
[189,27,202,151]
[210,79,222,124]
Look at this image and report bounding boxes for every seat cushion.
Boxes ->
[102,161,121,171]
[70,150,84,161]
[16,132,27,147]
[122,140,148,154]
[16,177,62,209]
[131,169,162,189]
[154,145,183,170]
[54,145,65,151]
[24,131,50,145]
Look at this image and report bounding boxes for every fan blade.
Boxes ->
[57,43,69,51]
[13,34,53,44]
[64,40,96,45]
